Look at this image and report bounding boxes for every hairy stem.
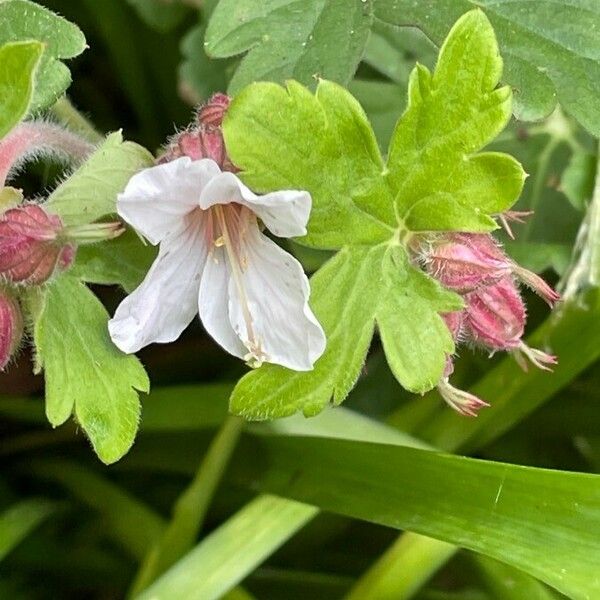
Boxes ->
[0,121,95,187]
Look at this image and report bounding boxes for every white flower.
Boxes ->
[108,156,326,371]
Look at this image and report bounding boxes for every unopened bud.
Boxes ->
[158,93,235,171]
[463,277,525,352]
[0,289,23,370]
[0,204,72,284]
[197,93,231,127]
[419,233,510,293]
[442,310,464,340]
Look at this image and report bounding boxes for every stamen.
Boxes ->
[213,204,267,365]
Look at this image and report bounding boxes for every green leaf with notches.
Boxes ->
[226,11,520,419]
[46,131,154,227]
[386,10,525,231]
[33,276,149,464]
[205,0,373,94]
[0,40,43,138]
[0,0,86,111]
[375,0,600,137]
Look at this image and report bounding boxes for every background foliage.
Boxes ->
[1,1,599,599]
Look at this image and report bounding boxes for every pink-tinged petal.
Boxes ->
[117,157,221,244]
[108,215,208,353]
[198,245,248,360]
[512,342,558,372]
[198,171,311,238]
[226,225,325,371]
[437,378,490,417]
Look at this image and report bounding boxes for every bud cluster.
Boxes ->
[414,227,559,416]
[0,120,123,371]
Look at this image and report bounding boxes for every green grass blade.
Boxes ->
[0,499,56,562]
[136,495,318,600]
[235,434,600,600]
[30,460,164,560]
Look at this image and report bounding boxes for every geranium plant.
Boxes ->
[1,1,599,599]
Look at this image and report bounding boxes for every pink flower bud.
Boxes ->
[158,93,236,171]
[418,233,511,293]
[196,93,231,127]
[174,128,231,169]
[0,204,74,285]
[0,289,23,370]
[463,276,525,352]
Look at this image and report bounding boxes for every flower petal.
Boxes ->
[118,157,221,244]
[198,246,248,360]
[227,225,325,371]
[198,170,310,238]
[108,214,208,353]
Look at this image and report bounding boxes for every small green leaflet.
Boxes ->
[49,131,157,291]
[375,0,600,137]
[46,131,154,227]
[386,11,524,231]
[33,276,149,464]
[71,229,156,293]
[226,10,523,419]
[34,132,154,462]
[0,41,42,138]
[0,0,86,112]
[205,0,373,94]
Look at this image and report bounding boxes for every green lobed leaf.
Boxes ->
[376,246,462,393]
[205,0,373,94]
[0,41,43,138]
[387,10,525,231]
[224,79,393,249]
[33,276,149,464]
[0,0,86,111]
[226,11,517,419]
[375,0,600,137]
[46,131,154,227]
